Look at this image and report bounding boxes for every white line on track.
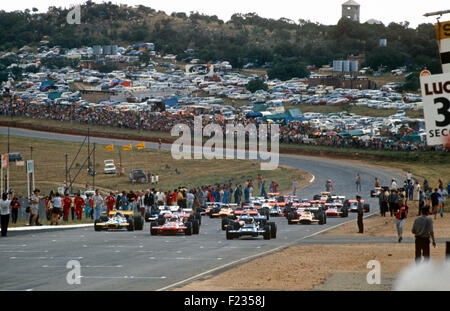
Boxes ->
[11,256,83,260]
[79,275,166,279]
[156,214,375,291]
[42,265,123,268]
[149,257,222,260]
[0,250,48,253]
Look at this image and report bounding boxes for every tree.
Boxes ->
[246,78,268,93]
[267,58,309,81]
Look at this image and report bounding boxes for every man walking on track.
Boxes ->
[356,195,364,234]
[412,206,436,264]
[355,173,361,192]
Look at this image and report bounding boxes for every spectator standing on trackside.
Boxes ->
[73,193,85,221]
[423,179,429,192]
[430,188,440,220]
[0,193,12,237]
[406,171,412,184]
[62,193,72,221]
[29,189,42,226]
[418,190,425,216]
[387,190,398,217]
[51,193,62,225]
[437,186,447,218]
[105,192,116,216]
[10,196,20,224]
[244,185,250,203]
[92,190,103,220]
[260,180,267,198]
[155,174,159,185]
[375,177,380,188]
[257,174,262,190]
[158,138,162,150]
[414,181,421,201]
[395,201,408,242]
[412,206,436,264]
[292,179,297,195]
[355,174,361,192]
[379,190,388,217]
[391,179,398,191]
[356,195,364,234]
[272,181,278,193]
[325,180,333,193]
[187,191,194,210]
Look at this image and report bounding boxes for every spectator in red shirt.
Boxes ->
[62,193,72,221]
[105,192,116,216]
[73,193,86,220]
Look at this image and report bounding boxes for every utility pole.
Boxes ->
[87,127,90,169]
[65,153,68,193]
[92,143,96,190]
[7,126,10,154]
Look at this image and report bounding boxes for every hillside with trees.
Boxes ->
[0,1,442,74]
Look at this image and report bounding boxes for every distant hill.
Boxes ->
[0,1,442,73]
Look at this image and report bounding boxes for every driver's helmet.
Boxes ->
[169,215,179,222]
[246,217,254,224]
[116,211,124,218]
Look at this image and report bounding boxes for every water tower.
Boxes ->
[342,0,360,23]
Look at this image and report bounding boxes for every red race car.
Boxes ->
[150,214,199,236]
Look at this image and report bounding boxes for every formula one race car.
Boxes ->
[325,202,348,217]
[225,215,276,240]
[94,210,144,231]
[150,214,199,236]
[345,200,370,213]
[287,208,327,225]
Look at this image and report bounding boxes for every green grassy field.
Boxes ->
[1,135,308,198]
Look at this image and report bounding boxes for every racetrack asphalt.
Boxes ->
[0,127,405,291]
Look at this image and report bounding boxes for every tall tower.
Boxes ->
[342,0,360,23]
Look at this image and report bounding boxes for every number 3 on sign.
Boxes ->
[434,97,450,127]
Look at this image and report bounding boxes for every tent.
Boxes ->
[288,109,303,118]
[162,97,178,107]
[252,104,268,112]
[40,80,55,92]
[263,113,289,121]
[246,111,263,118]
[401,134,422,143]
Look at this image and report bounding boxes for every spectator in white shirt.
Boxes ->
[1,193,12,237]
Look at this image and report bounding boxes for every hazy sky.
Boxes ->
[1,0,448,28]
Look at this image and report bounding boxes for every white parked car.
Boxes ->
[104,160,116,174]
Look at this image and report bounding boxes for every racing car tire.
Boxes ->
[185,221,192,236]
[226,227,234,240]
[287,212,296,224]
[150,221,158,236]
[94,220,102,231]
[99,216,109,222]
[133,216,144,230]
[318,212,325,225]
[221,217,229,230]
[341,208,348,217]
[127,218,135,231]
[145,212,151,222]
[263,225,271,240]
[268,222,277,239]
[192,219,200,234]
[157,215,165,226]
[363,204,370,213]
